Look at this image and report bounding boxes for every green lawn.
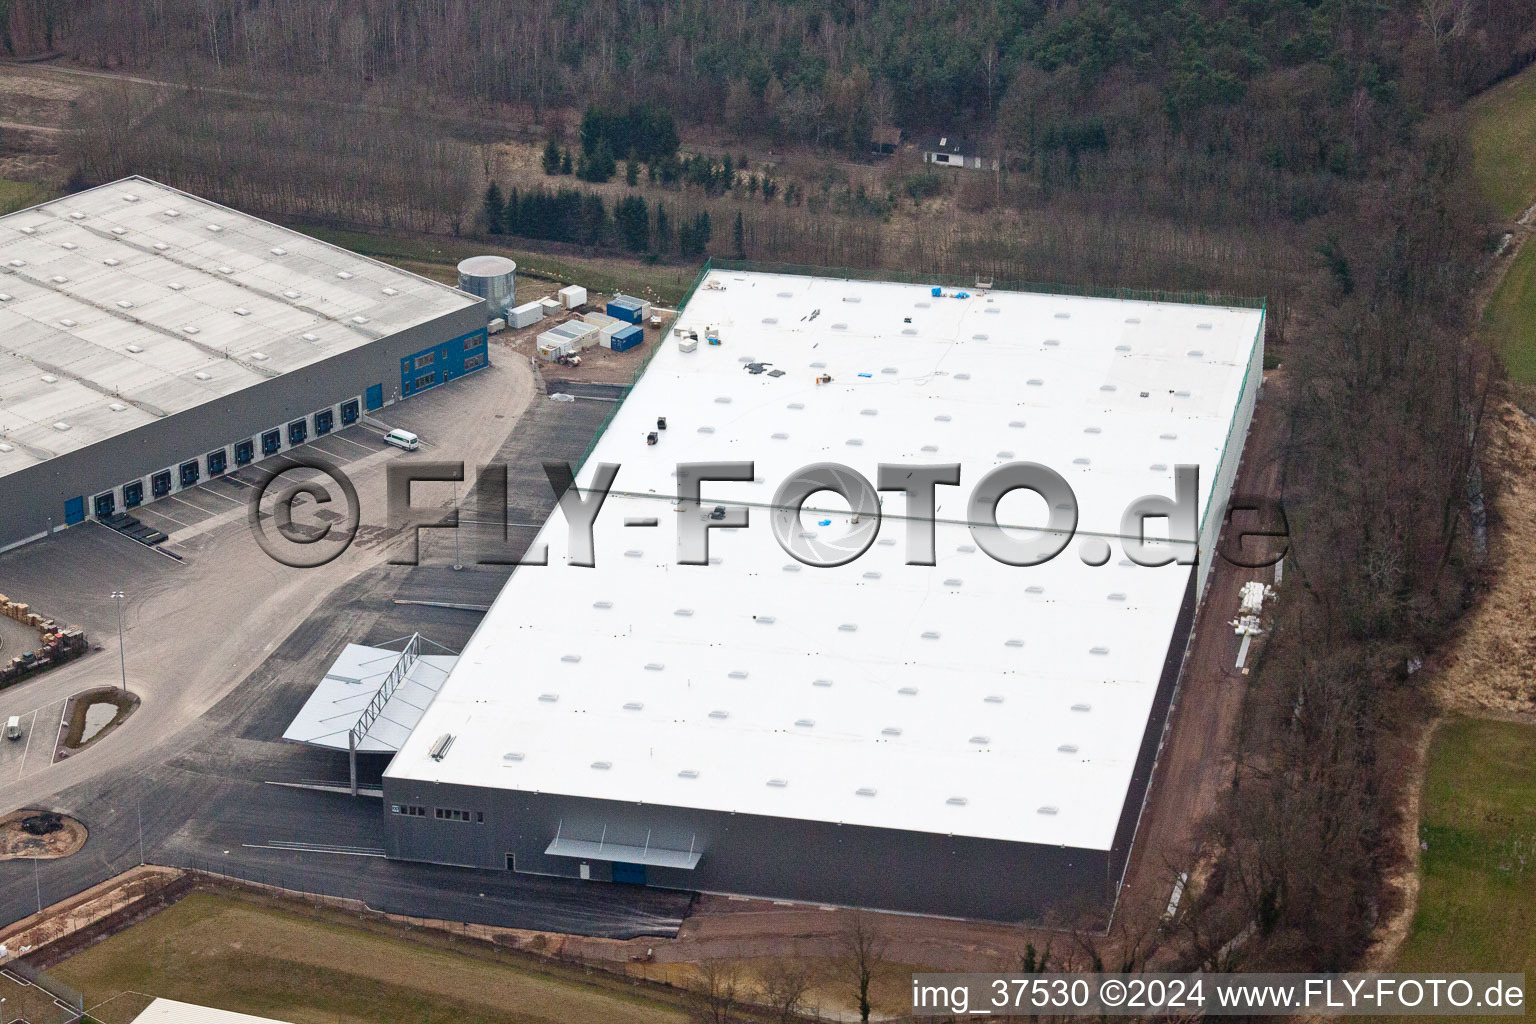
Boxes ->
[53,891,695,1024]
[1485,236,1536,383]
[0,178,53,215]
[1391,719,1536,974]
[1469,63,1536,221]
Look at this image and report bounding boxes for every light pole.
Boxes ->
[111,590,126,691]
[451,481,463,572]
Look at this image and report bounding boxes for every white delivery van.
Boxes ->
[5,716,21,741]
[383,429,420,451]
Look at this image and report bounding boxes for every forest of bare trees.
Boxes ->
[10,0,1534,977]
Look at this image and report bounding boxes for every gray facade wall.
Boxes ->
[382,779,1113,923]
[0,303,485,551]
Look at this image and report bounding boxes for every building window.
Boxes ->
[464,354,486,371]
[392,804,426,817]
[464,335,483,351]
[413,373,436,390]
[932,153,950,164]
[434,807,476,822]
[414,352,435,370]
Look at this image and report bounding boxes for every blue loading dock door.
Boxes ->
[612,862,647,885]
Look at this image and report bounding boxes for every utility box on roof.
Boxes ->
[558,285,587,310]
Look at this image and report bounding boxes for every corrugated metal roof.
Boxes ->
[0,177,480,480]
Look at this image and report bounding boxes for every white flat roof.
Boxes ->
[0,177,480,479]
[386,270,1263,850]
[132,999,293,1024]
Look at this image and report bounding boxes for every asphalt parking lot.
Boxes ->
[0,367,687,939]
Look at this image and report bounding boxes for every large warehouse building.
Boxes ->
[0,177,489,552]
[368,268,1263,922]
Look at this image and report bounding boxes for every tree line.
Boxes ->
[480,182,715,260]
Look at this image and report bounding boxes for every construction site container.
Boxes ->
[606,294,647,324]
[510,301,544,329]
[558,285,588,309]
[609,324,644,352]
[538,297,563,316]
[538,340,572,361]
[538,319,602,356]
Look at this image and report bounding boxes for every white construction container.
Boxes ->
[678,337,698,353]
[487,318,507,335]
[538,297,563,316]
[583,311,621,329]
[558,284,588,309]
[538,319,601,356]
[510,301,544,329]
[538,339,572,362]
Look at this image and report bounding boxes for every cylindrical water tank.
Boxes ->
[456,255,517,319]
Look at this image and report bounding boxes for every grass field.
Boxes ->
[1390,719,1536,975]
[52,891,696,1024]
[1485,238,1536,383]
[1469,62,1536,221]
[0,178,52,215]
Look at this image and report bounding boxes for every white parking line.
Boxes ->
[192,486,242,505]
[17,707,39,778]
[165,493,219,516]
[329,433,376,453]
[138,506,191,529]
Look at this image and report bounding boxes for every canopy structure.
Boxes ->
[282,634,457,792]
[546,820,703,870]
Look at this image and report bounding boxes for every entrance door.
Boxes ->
[612,862,647,885]
[63,495,85,524]
[366,384,384,411]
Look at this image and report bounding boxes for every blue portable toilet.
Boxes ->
[931,286,942,297]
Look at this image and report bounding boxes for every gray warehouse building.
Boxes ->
[0,177,489,551]
[291,268,1264,923]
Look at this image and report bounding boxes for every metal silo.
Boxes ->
[456,255,517,320]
